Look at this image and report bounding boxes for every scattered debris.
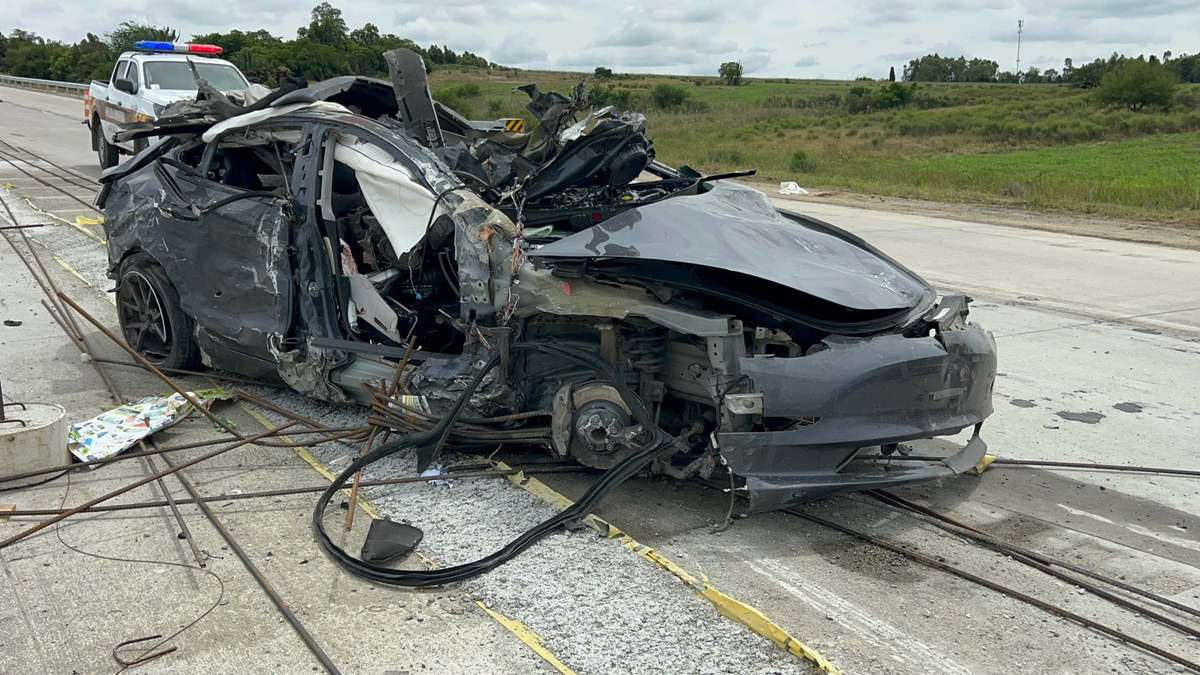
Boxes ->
[359,519,424,563]
[68,388,231,461]
[2,319,20,327]
[779,181,809,195]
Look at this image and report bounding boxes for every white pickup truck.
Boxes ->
[85,43,250,168]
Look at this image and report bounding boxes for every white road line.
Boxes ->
[748,558,972,675]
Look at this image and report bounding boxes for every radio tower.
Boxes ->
[1016,20,1024,76]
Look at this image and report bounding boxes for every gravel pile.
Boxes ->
[243,386,809,674]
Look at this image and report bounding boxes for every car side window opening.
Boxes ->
[320,132,462,353]
[113,60,129,83]
[200,127,302,194]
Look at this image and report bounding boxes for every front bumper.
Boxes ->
[720,321,997,511]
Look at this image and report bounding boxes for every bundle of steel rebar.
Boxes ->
[367,387,553,444]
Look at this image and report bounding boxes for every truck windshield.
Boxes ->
[143,61,249,92]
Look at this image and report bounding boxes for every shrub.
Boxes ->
[441,82,480,99]
[650,83,690,110]
[486,98,502,116]
[593,85,636,110]
[437,93,471,117]
[788,149,818,173]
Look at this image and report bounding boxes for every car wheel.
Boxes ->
[96,122,119,169]
[117,253,200,370]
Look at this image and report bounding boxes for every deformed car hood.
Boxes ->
[532,182,931,312]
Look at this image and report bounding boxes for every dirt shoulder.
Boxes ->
[743,179,1200,251]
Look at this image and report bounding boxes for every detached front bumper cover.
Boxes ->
[720,317,997,511]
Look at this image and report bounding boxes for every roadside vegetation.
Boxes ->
[3,6,1199,224]
[429,64,1200,224]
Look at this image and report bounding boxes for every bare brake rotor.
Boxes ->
[551,381,645,470]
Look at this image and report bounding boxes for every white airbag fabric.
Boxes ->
[333,135,438,256]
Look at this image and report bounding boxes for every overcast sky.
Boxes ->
[6,0,1198,79]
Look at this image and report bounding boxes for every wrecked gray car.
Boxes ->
[97,50,996,511]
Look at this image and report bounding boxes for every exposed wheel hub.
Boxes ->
[574,401,630,456]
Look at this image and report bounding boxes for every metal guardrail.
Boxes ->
[0,74,88,98]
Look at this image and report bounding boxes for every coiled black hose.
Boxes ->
[312,342,672,586]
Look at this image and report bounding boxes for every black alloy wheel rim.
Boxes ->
[118,271,172,363]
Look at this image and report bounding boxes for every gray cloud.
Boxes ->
[803,41,828,48]
[988,21,1170,45]
[741,47,772,74]
[491,31,547,65]
[794,56,819,67]
[1034,0,1200,19]
[875,41,966,63]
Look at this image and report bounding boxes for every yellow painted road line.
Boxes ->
[235,401,579,674]
[20,195,106,244]
[495,462,841,674]
[477,601,577,675]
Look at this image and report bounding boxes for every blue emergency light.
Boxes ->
[133,41,223,54]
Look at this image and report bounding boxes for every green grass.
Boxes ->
[427,67,1200,224]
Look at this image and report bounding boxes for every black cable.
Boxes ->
[312,342,670,586]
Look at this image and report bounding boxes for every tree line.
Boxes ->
[0,2,505,85]
[902,51,1200,86]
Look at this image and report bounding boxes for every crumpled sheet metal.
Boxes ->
[271,340,351,403]
[452,190,517,323]
[104,161,293,376]
[533,181,929,313]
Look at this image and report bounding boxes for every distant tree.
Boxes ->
[105,21,178,56]
[594,66,613,80]
[282,37,346,81]
[1166,53,1200,83]
[888,66,896,81]
[1068,52,1125,88]
[904,54,998,82]
[297,2,348,47]
[718,61,743,86]
[349,22,380,47]
[3,30,68,79]
[0,32,8,69]
[49,32,112,82]
[1043,68,1061,83]
[1096,58,1177,111]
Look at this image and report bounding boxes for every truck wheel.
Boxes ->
[117,253,200,370]
[96,122,119,169]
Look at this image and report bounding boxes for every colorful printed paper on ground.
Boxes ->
[68,388,231,462]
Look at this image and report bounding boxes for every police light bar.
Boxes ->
[133,41,223,54]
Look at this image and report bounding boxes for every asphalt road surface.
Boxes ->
[2,84,1198,675]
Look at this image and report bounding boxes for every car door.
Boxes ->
[98,59,133,144]
[151,128,298,379]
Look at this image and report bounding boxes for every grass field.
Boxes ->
[428,68,1200,225]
